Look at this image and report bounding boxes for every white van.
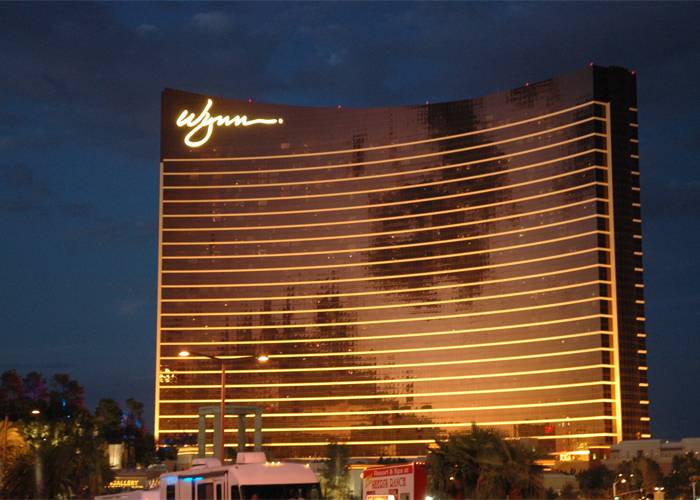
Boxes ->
[159,452,321,500]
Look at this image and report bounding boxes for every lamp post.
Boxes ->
[178,349,268,462]
[613,473,635,500]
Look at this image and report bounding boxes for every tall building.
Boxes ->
[155,65,648,461]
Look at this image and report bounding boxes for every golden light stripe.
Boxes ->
[162,345,609,375]
[162,247,607,289]
[161,296,607,333]
[164,172,604,219]
[164,200,604,259]
[163,151,600,230]
[162,229,605,274]
[162,100,601,163]
[159,378,613,403]
[161,280,606,317]
[179,431,617,449]
[160,362,611,389]
[154,162,164,440]
[164,182,605,246]
[164,331,608,362]
[163,145,604,203]
[164,118,602,186]
[161,196,600,240]
[159,398,615,419]
[603,103,623,444]
[179,432,616,448]
[162,263,604,304]
[163,212,604,260]
[162,314,605,347]
[159,415,615,434]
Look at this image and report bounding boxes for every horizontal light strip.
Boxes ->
[164,200,604,260]
[164,152,600,231]
[164,191,607,239]
[159,378,613,403]
[161,247,607,289]
[164,118,603,186]
[164,330,608,361]
[162,229,605,274]
[179,431,617,448]
[163,100,601,163]
[162,263,604,304]
[161,344,610,375]
[160,361,611,389]
[163,156,607,221]
[161,296,608,333]
[164,169,605,220]
[164,181,605,246]
[163,212,604,261]
[161,280,606,317]
[163,141,604,203]
[159,398,615,418]
[159,415,615,434]
[162,314,606,347]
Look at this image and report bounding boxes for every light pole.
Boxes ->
[178,349,269,462]
[690,474,699,500]
[613,473,635,500]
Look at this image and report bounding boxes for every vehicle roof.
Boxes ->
[161,462,318,486]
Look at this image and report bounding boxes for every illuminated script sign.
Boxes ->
[176,99,283,148]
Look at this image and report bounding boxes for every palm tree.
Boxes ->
[427,426,544,499]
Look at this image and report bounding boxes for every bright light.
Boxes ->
[31,409,40,415]
[257,354,270,363]
[176,99,283,148]
[178,350,191,357]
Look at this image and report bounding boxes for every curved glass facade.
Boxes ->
[155,65,649,460]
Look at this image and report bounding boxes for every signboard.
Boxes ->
[362,463,426,500]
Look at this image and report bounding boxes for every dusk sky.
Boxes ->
[1,2,699,440]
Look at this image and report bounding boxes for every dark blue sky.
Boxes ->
[1,2,699,440]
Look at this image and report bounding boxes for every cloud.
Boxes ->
[116,297,147,317]
[135,24,159,37]
[192,11,231,34]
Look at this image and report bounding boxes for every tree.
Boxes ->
[320,442,352,500]
[427,426,544,499]
[96,399,124,444]
[616,456,663,497]
[0,371,113,498]
[576,464,614,499]
[665,452,700,498]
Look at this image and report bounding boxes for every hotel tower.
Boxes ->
[155,65,649,461]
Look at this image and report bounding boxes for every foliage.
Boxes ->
[664,452,700,498]
[0,370,165,498]
[576,464,615,499]
[427,426,544,499]
[320,442,353,500]
[616,456,663,497]
[96,398,124,444]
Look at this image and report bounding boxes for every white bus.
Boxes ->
[159,452,321,500]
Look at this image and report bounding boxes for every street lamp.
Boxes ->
[177,349,269,462]
[613,473,636,500]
